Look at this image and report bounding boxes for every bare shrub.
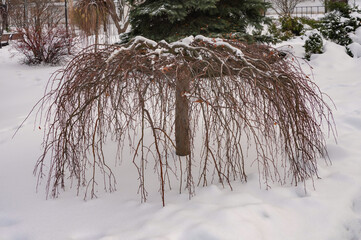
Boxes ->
[11,0,74,64]
[32,36,335,206]
[13,26,74,64]
[272,0,306,16]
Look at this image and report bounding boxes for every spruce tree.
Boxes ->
[126,0,269,42]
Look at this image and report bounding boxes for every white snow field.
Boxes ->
[1,34,361,240]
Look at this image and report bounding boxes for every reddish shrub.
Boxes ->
[13,26,74,65]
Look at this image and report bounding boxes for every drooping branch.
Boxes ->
[71,0,129,40]
[33,35,336,205]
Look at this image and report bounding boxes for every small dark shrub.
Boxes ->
[304,33,324,60]
[267,16,305,43]
[281,16,304,36]
[346,46,354,57]
[327,1,350,15]
[268,21,296,43]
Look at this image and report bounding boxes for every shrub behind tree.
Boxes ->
[12,0,74,64]
[304,32,324,60]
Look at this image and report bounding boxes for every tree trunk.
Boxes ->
[105,0,129,34]
[175,66,191,156]
[95,6,99,52]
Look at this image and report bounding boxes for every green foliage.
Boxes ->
[319,11,352,46]
[299,17,320,29]
[125,0,269,42]
[318,6,361,56]
[281,16,304,36]
[267,21,294,43]
[266,16,305,43]
[304,32,323,60]
[318,7,361,56]
[248,27,275,43]
[346,46,354,57]
[327,1,350,15]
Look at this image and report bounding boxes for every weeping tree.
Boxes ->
[32,35,335,206]
[71,0,128,45]
[29,0,335,206]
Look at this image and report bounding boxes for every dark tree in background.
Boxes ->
[126,0,269,42]
[0,2,8,34]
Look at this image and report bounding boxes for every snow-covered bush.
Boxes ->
[319,7,361,56]
[304,32,324,60]
[348,27,361,57]
[327,1,350,15]
[319,12,352,46]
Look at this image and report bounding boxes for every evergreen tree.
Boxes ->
[126,0,269,42]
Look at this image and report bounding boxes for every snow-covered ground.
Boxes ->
[1,34,361,240]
